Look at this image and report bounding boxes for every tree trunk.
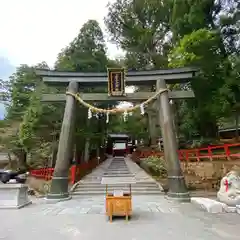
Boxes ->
[17,150,27,170]
[199,118,218,139]
[7,152,13,169]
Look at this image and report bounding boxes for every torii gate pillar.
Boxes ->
[156,79,190,202]
[46,81,78,201]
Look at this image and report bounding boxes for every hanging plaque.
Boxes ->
[108,68,125,96]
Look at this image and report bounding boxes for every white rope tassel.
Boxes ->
[106,112,109,123]
[88,108,92,119]
[140,103,145,115]
[123,111,128,122]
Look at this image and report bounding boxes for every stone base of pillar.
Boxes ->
[167,175,190,202]
[46,177,71,202]
[167,192,190,202]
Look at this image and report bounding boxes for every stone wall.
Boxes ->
[181,160,240,190]
[139,158,240,191]
[26,177,51,195]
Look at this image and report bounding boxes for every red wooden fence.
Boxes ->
[30,168,54,181]
[30,155,106,184]
[136,143,240,162]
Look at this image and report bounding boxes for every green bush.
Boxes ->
[144,156,167,177]
[190,138,220,148]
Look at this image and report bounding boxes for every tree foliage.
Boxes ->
[55,20,108,72]
[105,0,173,69]
[168,0,239,139]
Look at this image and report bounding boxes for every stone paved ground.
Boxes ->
[0,195,240,240]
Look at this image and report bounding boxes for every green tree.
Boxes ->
[0,62,50,168]
[169,0,239,140]
[108,111,148,140]
[19,82,65,167]
[105,0,173,69]
[6,65,39,121]
[171,0,239,43]
[169,29,236,138]
[5,62,49,121]
[55,20,108,72]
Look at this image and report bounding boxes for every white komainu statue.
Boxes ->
[217,171,240,206]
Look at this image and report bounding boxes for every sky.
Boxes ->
[0,0,123,67]
[0,0,132,119]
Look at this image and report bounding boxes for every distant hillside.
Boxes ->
[0,56,15,119]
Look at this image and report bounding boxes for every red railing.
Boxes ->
[30,155,107,184]
[30,168,54,181]
[136,143,240,162]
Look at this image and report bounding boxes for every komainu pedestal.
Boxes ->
[0,183,32,209]
[217,171,240,207]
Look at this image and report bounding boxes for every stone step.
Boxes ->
[109,165,126,167]
[108,164,127,165]
[103,172,131,174]
[103,174,133,177]
[109,161,125,162]
[75,185,160,190]
[109,162,127,167]
[106,170,129,172]
[72,190,163,196]
[109,161,126,163]
[105,170,130,172]
[79,181,159,186]
[110,161,126,162]
[107,169,128,171]
[107,168,128,170]
[109,162,125,164]
[108,164,127,166]
[105,168,129,171]
[107,167,128,169]
[109,166,128,168]
[105,168,129,170]
[104,173,131,175]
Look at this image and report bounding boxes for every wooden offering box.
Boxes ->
[101,176,136,222]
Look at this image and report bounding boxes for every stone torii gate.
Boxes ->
[36,67,198,202]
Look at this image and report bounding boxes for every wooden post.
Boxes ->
[84,138,90,162]
[147,109,158,146]
[84,117,90,162]
[46,81,78,201]
[156,79,190,202]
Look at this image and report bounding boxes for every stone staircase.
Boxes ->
[72,157,163,196]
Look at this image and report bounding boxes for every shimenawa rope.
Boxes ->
[66,88,168,114]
